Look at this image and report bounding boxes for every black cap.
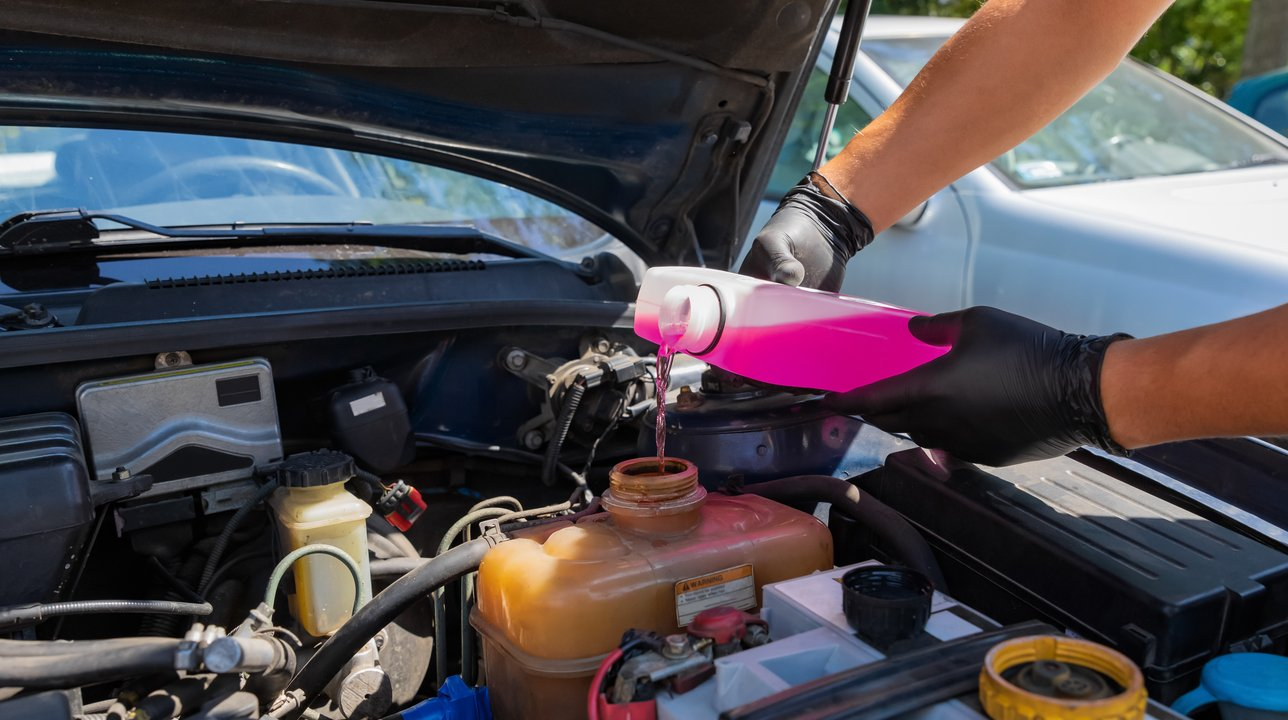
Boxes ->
[278,449,355,488]
[841,566,933,650]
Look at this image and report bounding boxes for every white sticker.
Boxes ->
[349,392,387,417]
[675,564,755,626]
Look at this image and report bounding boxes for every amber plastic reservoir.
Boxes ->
[472,457,833,720]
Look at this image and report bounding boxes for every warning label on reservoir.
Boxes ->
[675,564,755,626]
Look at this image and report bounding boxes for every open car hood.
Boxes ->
[0,0,837,267]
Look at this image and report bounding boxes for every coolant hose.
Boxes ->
[273,537,496,719]
[0,599,212,630]
[738,476,948,591]
[0,638,182,689]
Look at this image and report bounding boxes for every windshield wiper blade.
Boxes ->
[0,208,555,262]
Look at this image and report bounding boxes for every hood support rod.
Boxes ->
[813,0,874,170]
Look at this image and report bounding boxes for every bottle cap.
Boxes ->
[659,284,722,354]
[841,565,933,649]
[278,449,355,488]
[1172,653,1288,714]
[979,635,1146,720]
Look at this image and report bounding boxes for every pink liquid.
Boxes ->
[654,344,676,472]
[707,309,947,392]
[635,302,948,393]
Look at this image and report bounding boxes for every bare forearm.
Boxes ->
[1100,304,1288,448]
[822,0,1169,231]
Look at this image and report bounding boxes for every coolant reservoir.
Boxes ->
[473,457,833,720]
[269,450,372,637]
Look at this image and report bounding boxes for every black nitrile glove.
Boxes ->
[739,173,874,292]
[825,307,1132,466]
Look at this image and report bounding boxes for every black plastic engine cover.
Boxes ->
[0,412,94,606]
[859,448,1288,702]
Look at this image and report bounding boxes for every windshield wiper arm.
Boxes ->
[0,208,556,262]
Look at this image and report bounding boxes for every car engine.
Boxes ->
[1,329,1285,720]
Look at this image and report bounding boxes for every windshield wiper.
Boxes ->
[0,209,556,262]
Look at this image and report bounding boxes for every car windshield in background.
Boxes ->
[0,126,609,253]
[863,37,1288,188]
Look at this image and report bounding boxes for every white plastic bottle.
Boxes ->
[634,267,949,392]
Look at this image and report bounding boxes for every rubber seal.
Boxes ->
[691,283,726,356]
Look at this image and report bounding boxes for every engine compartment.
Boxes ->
[1,266,1285,719]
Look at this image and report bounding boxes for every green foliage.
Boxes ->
[1132,0,1249,97]
[867,0,1251,97]
[869,0,980,16]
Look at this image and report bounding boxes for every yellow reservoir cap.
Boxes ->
[979,635,1147,720]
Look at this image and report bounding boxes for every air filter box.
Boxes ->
[0,412,93,605]
[76,359,282,490]
[858,449,1288,702]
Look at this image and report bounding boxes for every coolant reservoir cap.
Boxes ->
[278,449,356,488]
[979,635,1146,720]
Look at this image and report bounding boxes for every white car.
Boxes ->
[750,16,1288,337]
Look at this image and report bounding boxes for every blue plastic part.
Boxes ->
[1173,654,1288,715]
[401,676,492,720]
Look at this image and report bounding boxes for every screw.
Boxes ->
[522,430,545,450]
[700,131,719,146]
[663,634,690,659]
[505,350,528,371]
[580,256,597,271]
[112,467,131,482]
[594,338,612,354]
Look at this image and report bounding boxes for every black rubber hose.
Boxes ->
[0,600,212,630]
[197,480,279,595]
[737,476,948,592]
[276,538,494,719]
[542,381,586,486]
[0,639,181,689]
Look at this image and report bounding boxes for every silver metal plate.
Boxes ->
[76,358,282,490]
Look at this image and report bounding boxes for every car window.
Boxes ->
[0,126,613,255]
[766,69,874,198]
[862,37,1288,188]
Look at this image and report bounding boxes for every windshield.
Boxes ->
[863,37,1288,188]
[0,126,611,254]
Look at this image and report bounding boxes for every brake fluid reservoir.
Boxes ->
[269,450,372,637]
[473,457,833,720]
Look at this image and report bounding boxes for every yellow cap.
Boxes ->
[979,636,1147,720]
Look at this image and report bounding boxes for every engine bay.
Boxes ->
[1,264,1286,720]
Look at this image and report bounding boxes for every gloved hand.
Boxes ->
[738,173,874,292]
[825,307,1132,466]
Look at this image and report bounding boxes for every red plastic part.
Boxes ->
[687,606,767,645]
[597,697,657,720]
[383,485,426,532]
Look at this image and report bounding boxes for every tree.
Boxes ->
[1242,0,1288,78]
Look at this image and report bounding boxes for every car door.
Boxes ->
[747,67,970,312]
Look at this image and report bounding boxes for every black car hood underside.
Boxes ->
[0,0,837,267]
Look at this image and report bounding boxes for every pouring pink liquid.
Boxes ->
[634,267,949,393]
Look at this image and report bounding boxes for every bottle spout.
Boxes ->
[659,284,722,354]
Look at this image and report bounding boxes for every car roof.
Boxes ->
[833,14,966,39]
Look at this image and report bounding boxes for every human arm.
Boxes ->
[825,304,1288,466]
[742,0,1173,285]
[1100,304,1288,449]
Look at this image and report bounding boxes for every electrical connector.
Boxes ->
[377,480,426,531]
